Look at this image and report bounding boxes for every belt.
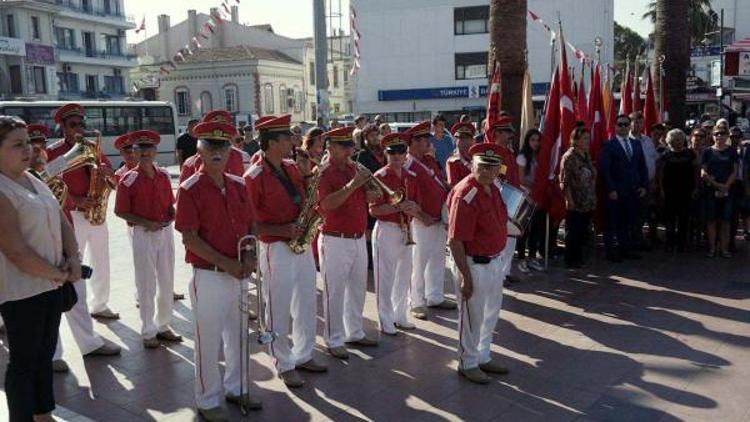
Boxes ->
[470,255,500,265]
[193,264,225,272]
[322,230,364,239]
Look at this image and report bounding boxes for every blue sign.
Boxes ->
[378,82,552,101]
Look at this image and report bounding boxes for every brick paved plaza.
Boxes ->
[1,169,749,421]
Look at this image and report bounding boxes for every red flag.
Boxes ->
[483,60,502,143]
[205,22,216,34]
[558,28,575,161]
[660,75,670,123]
[588,64,606,160]
[576,69,589,126]
[619,61,633,116]
[643,70,658,137]
[134,16,146,34]
[633,72,642,113]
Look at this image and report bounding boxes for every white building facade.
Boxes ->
[351,0,614,122]
[0,0,136,100]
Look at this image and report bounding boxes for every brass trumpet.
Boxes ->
[237,235,275,415]
[354,162,414,245]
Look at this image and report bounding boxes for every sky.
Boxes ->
[124,0,654,44]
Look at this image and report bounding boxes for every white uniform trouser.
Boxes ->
[411,220,447,308]
[455,254,505,370]
[475,237,515,365]
[54,277,106,359]
[259,241,317,373]
[190,269,243,409]
[319,234,368,348]
[70,211,111,313]
[132,225,175,339]
[372,221,413,333]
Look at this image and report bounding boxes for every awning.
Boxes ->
[727,36,750,52]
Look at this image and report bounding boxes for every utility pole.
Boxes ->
[718,8,724,118]
[313,0,330,128]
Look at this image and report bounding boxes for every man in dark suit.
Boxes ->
[599,114,649,261]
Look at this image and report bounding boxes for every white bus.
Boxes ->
[0,101,178,166]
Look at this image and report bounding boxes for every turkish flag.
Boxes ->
[643,70,659,136]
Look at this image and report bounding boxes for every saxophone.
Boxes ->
[42,137,98,207]
[83,131,116,226]
[287,167,325,254]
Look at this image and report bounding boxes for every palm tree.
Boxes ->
[489,0,527,135]
[652,0,690,128]
[643,0,718,46]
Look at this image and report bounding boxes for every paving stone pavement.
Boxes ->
[2,168,750,421]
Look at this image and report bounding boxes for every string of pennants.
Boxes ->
[131,0,240,93]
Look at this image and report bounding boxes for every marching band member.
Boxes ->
[27,124,51,180]
[47,103,119,320]
[175,121,261,420]
[446,122,476,187]
[178,110,245,182]
[114,130,182,349]
[369,133,424,335]
[317,126,380,359]
[448,143,510,384]
[404,122,454,320]
[244,114,327,389]
[113,133,136,184]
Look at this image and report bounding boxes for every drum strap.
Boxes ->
[264,158,302,207]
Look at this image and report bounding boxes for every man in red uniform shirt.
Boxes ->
[115,130,182,349]
[446,122,475,187]
[113,133,136,184]
[244,115,327,388]
[27,124,51,181]
[317,126,381,359]
[448,143,510,385]
[47,104,121,373]
[404,122,454,320]
[369,133,425,335]
[178,110,246,182]
[175,121,261,420]
[46,103,118,320]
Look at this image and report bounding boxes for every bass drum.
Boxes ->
[498,181,534,237]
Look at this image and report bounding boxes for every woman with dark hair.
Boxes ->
[560,126,596,268]
[515,129,546,272]
[298,126,326,178]
[702,127,738,257]
[0,116,81,422]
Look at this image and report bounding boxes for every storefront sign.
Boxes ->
[25,43,55,66]
[379,83,550,101]
[0,36,25,56]
[739,52,750,76]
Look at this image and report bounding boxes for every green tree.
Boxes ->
[643,0,717,46]
[613,21,646,86]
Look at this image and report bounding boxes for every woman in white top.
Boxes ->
[0,116,81,422]
[515,129,547,273]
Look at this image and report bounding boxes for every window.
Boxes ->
[105,35,121,56]
[103,75,123,94]
[55,27,76,49]
[294,87,302,113]
[9,65,21,94]
[333,65,339,88]
[309,62,315,85]
[263,83,274,114]
[454,6,489,35]
[57,72,79,93]
[85,75,98,95]
[31,16,40,39]
[104,106,139,135]
[279,84,288,113]
[199,91,213,115]
[175,87,191,116]
[333,103,340,114]
[455,52,488,80]
[344,66,349,83]
[142,106,176,135]
[223,84,238,112]
[32,67,47,94]
[6,15,15,38]
[347,101,353,113]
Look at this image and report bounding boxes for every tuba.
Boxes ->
[83,131,116,226]
[42,137,98,206]
[288,167,325,254]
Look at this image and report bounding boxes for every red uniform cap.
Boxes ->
[53,103,84,124]
[254,115,277,128]
[27,124,50,141]
[114,133,133,150]
[405,121,431,138]
[255,114,291,134]
[487,116,515,132]
[381,133,406,148]
[469,143,505,166]
[324,126,355,145]
[129,129,161,146]
[451,122,476,137]
[193,121,238,142]
[202,110,234,124]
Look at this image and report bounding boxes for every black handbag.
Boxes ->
[59,265,92,312]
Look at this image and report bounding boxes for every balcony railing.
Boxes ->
[55,0,129,20]
[57,46,137,61]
